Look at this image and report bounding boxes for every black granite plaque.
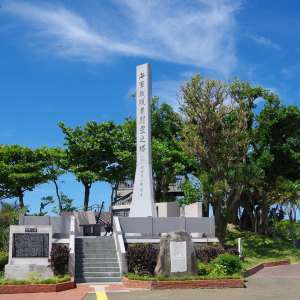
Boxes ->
[12,233,49,257]
[25,228,37,232]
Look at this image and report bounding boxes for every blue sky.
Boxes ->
[1,0,299,215]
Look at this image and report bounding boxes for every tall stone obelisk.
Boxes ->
[129,63,155,217]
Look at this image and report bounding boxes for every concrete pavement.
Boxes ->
[82,276,300,300]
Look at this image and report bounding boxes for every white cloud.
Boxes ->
[4,0,241,74]
[282,64,300,78]
[0,130,16,137]
[249,35,281,50]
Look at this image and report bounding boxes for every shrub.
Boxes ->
[196,247,224,263]
[0,251,8,271]
[198,262,213,276]
[196,247,239,263]
[125,244,159,275]
[209,263,227,277]
[48,244,70,276]
[211,253,242,275]
[225,248,240,256]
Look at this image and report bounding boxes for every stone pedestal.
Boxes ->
[5,225,54,280]
[5,264,54,280]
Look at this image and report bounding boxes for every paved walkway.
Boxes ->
[2,263,300,300]
[252,262,300,276]
[0,283,128,300]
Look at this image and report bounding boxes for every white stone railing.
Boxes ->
[113,216,127,274]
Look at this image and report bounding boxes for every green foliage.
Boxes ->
[225,225,300,270]
[0,273,71,285]
[210,253,242,275]
[198,262,213,276]
[124,273,241,281]
[28,196,54,216]
[58,121,118,210]
[51,193,77,215]
[27,270,42,283]
[0,251,8,271]
[209,263,228,277]
[0,201,27,251]
[178,177,202,206]
[0,145,63,208]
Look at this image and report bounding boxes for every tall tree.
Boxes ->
[58,121,117,211]
[248,103,300,235]
[177,74,274,245]
[0,145,60,208]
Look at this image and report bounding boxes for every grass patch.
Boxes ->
[225,223,300,270]
[0,273,71,285]
[124,273,241,281]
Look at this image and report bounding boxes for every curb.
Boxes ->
[242,260,290,277]
[122,276,244,289]
[0,278,75,294]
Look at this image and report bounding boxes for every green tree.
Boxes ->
[58,121,117,211]
[0,145,61,208]
[272,178,300,252]
[177,74,273,245]
[247,103,300,235]
[0,201,27,250]
[51,193,77,215]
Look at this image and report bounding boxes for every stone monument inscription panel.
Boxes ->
[12,233,49,257]
[170,241,187,273]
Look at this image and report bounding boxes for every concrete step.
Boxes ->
[75,272,120,278]
[75,257,118,263]
[75,244,116,248]
[75,277,122,283]
[75,262,119,268]
[75,248,116,254]
[75,253,117,259]
[75,267,120,273]
[75,237,114,242]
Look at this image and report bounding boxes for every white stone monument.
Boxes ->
[129,63,155,217]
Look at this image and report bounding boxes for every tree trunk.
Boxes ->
[260,192,271,236]
[16,185,24,209]
[289,209,297,253]
[83,183,91,211]
[202,202,209,217]
[212,200,227,247]
[240,196,255,231]
[53,179,62,212]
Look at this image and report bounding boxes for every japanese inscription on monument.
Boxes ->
[170,241,187,273]
[12,233,49,257]
[129,63,155,217]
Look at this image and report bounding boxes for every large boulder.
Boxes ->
[154,229,198,277]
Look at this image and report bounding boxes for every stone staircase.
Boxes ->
[75,236,122,283]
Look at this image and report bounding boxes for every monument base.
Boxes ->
[5,264,54,280]
[129,198,156,217]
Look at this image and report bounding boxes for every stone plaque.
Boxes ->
[25,228,37,232]
[170,241,187,273]
[12,233,49,257]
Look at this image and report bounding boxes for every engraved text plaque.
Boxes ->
[12,233,49,257]
[170,241,187,273]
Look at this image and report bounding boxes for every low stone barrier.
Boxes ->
[0,279,74,294]
[123,276,244,289]
[242,260,290,277]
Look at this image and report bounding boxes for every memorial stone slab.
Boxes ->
[154,229,198,277]
[129,63,155,217]
[5,225,54,280]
